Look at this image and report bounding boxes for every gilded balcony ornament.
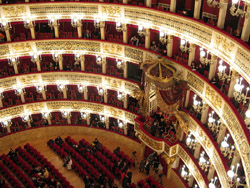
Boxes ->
[0,45,10,57]
[205,86,222,110]
[125,47,143,62]
[102,6,121,17]
[11,43,32,54]
[2,6,26,17]
[103,44,122,55]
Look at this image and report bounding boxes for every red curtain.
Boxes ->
[159,81,188,105]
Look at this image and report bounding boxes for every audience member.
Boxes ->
[130,36,139,46]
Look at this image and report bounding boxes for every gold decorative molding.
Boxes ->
[102,5,121,17]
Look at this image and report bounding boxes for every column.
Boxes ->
[200,104,209,124]
[42,89,46,100]
[145,28,150,49]
[0,98,3,108]
[123,0,128,4]
[217,0,228,29]
[124,123,128,135]
[217,124,226,143]
[208,55,218,80]
[170,0,177,13]
[84,86,88,100]
[124,94,128,109]
[6,125,11,133]
[102,57,107,74]
[100,21,105,40]
[20,92,25,103]
[86,113,90,125]
[194,143,201,159]
[77,22,82,38]
[105,116,109,129]
[47,114,52,125]
[29,24,36,39]
[241,7,250,42]
[36,60,41,72]
[124,61,128,78]
[193,0,202,19]
[227,70,239,98]
[3,24,11,42]
[80,55,85,71]
[123,24,128,44]
[188,43,196,66]
[231,152,240,167]
[104,89,108,103]
[27,120,31,128]
[58,55,63,70]
[146,0,152,7]
[62,87,67,99]
[207,166,215,180]
[184,90,190,108]
[67,113,71,124]
[13,62,19,74]
[188,176,194,187]
[167,35,173,57]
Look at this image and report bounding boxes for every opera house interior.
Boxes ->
[0,0,250,187]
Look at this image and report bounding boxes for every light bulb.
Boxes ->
[232,0,239,4]
[245,109,250,118]
[200,50,206,57]
[181,39,186,45]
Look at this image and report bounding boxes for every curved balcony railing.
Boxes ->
[0,38,249,186]
[0,3,249,84]
[134,115,209,188]
[0,99,139,123]
[0,71,141,95]
[181,109,230,188]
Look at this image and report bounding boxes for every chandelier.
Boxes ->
[71,16,82,28]
[217,60,231,82]
[220,134,235,160]
[180,39,191,53]
[57,83,66,93]
[159,31,169,45]
[31,53,41,63]
[186,133,196,150]
[77,85,84,93]
[207,0,221,7]
[199,48,212,65]
[0,21,12,31]
[8,56,20,66]
[61,110,70,119]
[180,165,190,182]
[96,56,102,65]
[233,77,249,104]
[117,91,124,101]
[230,0,248,17]
[98,87,104,96]
[209,177,218,188]
[138,25,146,37]
[193,94,203,113]
[198,151,210,173]
[116,21,123,32]
[94,19,100,29]
[24,18,35,29]
[227,163,242,187]
[116,59,124,69]
[207,111,220,135]
[48,16,60,29]
[35,85,45,94]
[80,112,87,119]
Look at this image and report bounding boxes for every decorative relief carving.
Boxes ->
[235,48,250,81]
[205,86,222,110]
[2,6,26,17]
[103,44,122,55]
[125,47,143,62]
[0,106,24,119]
[140,133,163,151]
[25,103,46,112]
[11,43,32,53]
[30,5,98,15]
[36,41,100,52]
[213,34,235,60]
[125,112,137,123]
[0,45,10,57]
[102,5,121,17]
[18,75,39,85]
[187,72,204,94]
[0,78,16,91]
[104,77,122,88]
[105,106,123,118]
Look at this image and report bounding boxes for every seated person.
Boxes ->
[113,147,120,155]
[55,136,63,146]
[130,36,139,46]
[84,29,92,39]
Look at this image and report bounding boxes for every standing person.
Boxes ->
[122,173,129,188]
[139,159,146,173]
[66,156,73,170]
[145,160,150,175]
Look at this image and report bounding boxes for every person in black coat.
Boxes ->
[145,160,150,175]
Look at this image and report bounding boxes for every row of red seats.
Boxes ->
[137,176,163,188]
[0,154,35,188]
[0,175,10,188]
[24,144,73,188]
[0,162,23,188]
[64,137,115,182]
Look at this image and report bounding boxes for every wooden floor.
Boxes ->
[0,134,181,188]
